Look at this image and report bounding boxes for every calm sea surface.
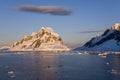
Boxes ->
[0,51,120,80]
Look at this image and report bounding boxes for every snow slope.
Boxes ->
[75,23,120,51]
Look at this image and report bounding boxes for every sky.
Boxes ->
[0,0,120,47]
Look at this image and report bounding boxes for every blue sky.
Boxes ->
[0,0,120,47]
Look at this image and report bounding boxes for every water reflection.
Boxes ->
[0,52,61,80]
[109,54,120,80]
[0,52,120,80]
[15,52,60,80]
[38,53,60,80]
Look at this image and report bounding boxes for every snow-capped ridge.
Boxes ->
[39,27,54,32]
[31,32,37,36]
[39,27,59,37]
[112,23,120,30]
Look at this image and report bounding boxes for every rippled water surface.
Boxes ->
[0,51,120,80]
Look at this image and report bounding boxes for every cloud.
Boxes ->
[14,5,72,15]
[77,30,104,33]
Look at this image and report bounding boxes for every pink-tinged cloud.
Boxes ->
[14,5,72,15]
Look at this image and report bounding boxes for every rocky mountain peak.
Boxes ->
[10,27,69,51]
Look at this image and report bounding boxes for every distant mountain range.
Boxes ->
[9,27,70,51]
[75,23,120,51]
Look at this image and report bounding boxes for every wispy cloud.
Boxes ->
[13,5,72,15]
[77,30,104,33]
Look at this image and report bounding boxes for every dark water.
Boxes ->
[0,51,120,80]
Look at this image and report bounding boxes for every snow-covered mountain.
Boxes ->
[10,27,70,51]
[75,23,120,51]
[0,46,10,51]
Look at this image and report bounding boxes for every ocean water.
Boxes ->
[0,51,120,80]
